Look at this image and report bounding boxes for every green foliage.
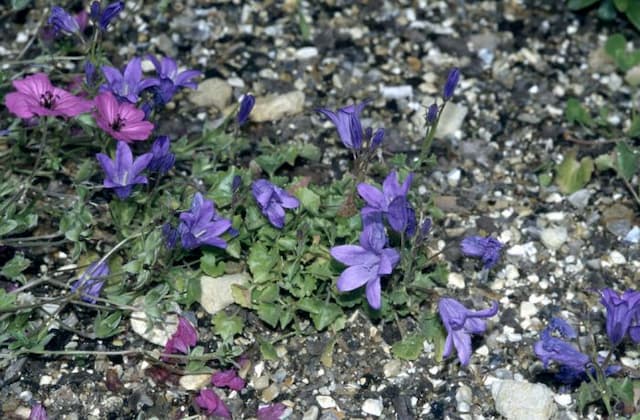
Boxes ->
[392,334,424,360]
[615,141,639,180]
[94,311,123,338]
[565,98,594,127]
[212,312,244,342]
[568,0,640,31]
[1,254,30,282]
[604,34,640,72]
[555,152,594,194]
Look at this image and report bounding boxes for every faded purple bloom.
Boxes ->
[316,101,369,150]
[211,369,246,391]
[5,73,93,119]
[370,127,384,150]
[49,6,80,35]
[90,1,124,31]
[84,61,96,87]
[438,298,498,366]
[100,57,159,103]
[330,224,400,309]
[231,175,242,193]
[29,403,47,420]
[252,179,300,229]
[162,223,178,250]
[94,92,154,142]
[96,141,152,199]
[426,103,438,125]
[70,260,109,303]
[600,288,640,346]
[237,94,255,126]
[195,389,231,419]
[177,193,233,250]
[257,403,287,420]
[460,235,503,270]
[443,67,460,101]
[357,170,416,235]
[164,316,197,356]
[148,136,175,174]
[146,55,202,105]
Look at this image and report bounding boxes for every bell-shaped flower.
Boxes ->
[177,193,233,250]
[48,6,80,35]
[70,260,110,303]
[316,101,369,150]
[600,288,640,346]
[252,179,299,229]
[438,297,498,366]
[358,170,416,235]
[330,224,400,309]
[237,93,255,126]
[147,135,175,174]
[146,55,202,105]
[96,141,152,199]
[460,235,503,270]
[100,57,159,103]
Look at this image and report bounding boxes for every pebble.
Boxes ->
[316,395,336,409]
[435,102,468,138]
[380,85,413,100]
[625,64,640,86]
[624,226,640,243]
[295,47,319,60]
[39,375,53,386]
[261,384,280,402]
[447,272,465,289]
[251,91,305,122]
[383,360,402,378]
[540,227,567,251]
[519,301,537,319]
[188,78,232,110]
[362,397,383,416]
[179,374,211,391]
[302,406,320,420]
[455,384,473,414]
[447,168,461,187]
[253,375,270,391]
[130,306,178,346]
[567,189,591,209]
[607,250,626,265]
[492,380,557,420]
[554,394,572,407]
[198,272,251,315]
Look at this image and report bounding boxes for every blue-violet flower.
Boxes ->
[237,93,255,126]
[443,67,460,101]
[48,6,80,35]
[460,235,503,270]
[96,141,152,199]
[600,288,640,346]
[147,55,202,105]
[316,101,369,150]
[70,260,109,303]
[148,135,175,174]
[252,179,300,229]
[177,193,233,250]
[100,57,159,103]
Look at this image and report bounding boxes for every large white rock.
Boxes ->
[189,78,233,110]
[492,380,557,420]
[250,91,305,122]
[198,272,251,315]
[435,102,468,138]
[130,307,178,346]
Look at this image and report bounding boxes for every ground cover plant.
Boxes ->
[1,1,640,419]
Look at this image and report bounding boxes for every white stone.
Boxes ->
[625,64,640,86]
[316,395,336,409]
[435,102,468,138]
[540,227,567,251]
[250,91,305,122]
[383,360,402,378]
[447,168,461,187]
[179,374,211,391]
[130,305,178,346]
[609,250,626,265]
[295,47,319,60]
[380,85,413,100]
[519,301,537,319]
[189,78,233,109]
[506,242,537,259]
[567,189,592,209]
[554,393,572,407]
[39,375,53,386]
[447,272,465,289]
[198,272,251,315]
[492,380,557,420]
[302,406,319,420]
[624,226,640,243]
[362,397,383,416]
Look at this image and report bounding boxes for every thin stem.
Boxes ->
[621,176,640,209]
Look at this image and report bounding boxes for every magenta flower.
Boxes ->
[330,223,400,309]
[257,403,287,420]
[29,403,48,420]
[252,179,300,229]
[96,141,152,199]
[438,297,498,366]
[94,92,154,142]
[211,369,246,391]
[195,389,231,419]
[4,73,93,119]
[164,316,197,357]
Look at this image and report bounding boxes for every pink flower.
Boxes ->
[257,403,287,420]
[4,73,93,119]
[163,316,197,358]
[195,389,231,419]
[94,92,153,142]
[211,369,246,391]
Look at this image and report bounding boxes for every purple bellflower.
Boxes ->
[443,67,460,101]
[195,389,231,419]
[164,316,198,357]
[84,61,96,87]
[258,403,287,420]
[369,127,384,150]
[460,235,503,270]
[70,260,109,303]
[96,141,152,199]
[29,403,48,420]
[438,297,498,366]
[252,179,300,229]
[90,1,125,31]
[147,55,202,105]
[426,103,438,125]
[330,223,400,310]
[148,135,175,173]
[357,170,416,235]
[237,93,256,126]
[162,223,178,250]
[600,288,640,346]
[49,6,80,35]
[316,100,369,150]
[177,193,233,250]
[100,57,159,103]
[211,369,246,391]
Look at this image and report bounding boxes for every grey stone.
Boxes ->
[540,227,567,251]
[492,380,557,420]
[567,189,591,209]
[250,91,305,122]
[189,78,233,110]
[198,272,251,315]
[625,64,640,86]
[302,406,320,420]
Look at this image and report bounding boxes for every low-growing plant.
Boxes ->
[568,0,640,31]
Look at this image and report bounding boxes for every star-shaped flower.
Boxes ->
[96,141,152,199]
[100,57,159,103]
[177,193,233,250]
[146,55,202,105]
[94,92,154,142]
[252,179,299,229]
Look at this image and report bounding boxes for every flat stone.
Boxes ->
[189,78,232,110]
[540,227,567,251]
[380,85,413,100]
[492,380,557,420]
[295,47,319,60]
[435,102,468,138]
[362,397,383,416]
[519,301,537,319]
[383,360,402,378]
[447,272,465,289]
[179,374,211,391]
[261,384,280,402]
[198,272,251,315]
[625,64,640,86]
[302,406,320,420]
[567,189,591,209]
[130,303,178,346]
[316,395,336,409]
[250,91,305,122]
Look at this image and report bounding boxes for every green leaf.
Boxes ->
[296,187,321,214]
[418,313,446,362]
[94,311,122,338]
[605,33,627,58]
[256,302,281,328]
[595,153,616,171]
[555,152,594,194]
[0,289,16,310]
[606,377,634,406]
[628,115,640,138]
[230,284,252,308]
[391,334,424,360]
[576,381,601,414]
[247,243,277,283]
[565,98,593,127]
[1,254,30,279]
[212,312,244,342]
[200,252,226,277]
[597,0,618,20]
[74,159,95,183]
[615,141,638,180]
[567,0,601,9]
[0,220,18,236]
[614,0,629,12]
[258,337,278,361]
[297,298,342,330]
[626,6,640,31]
[185,346,206,373]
